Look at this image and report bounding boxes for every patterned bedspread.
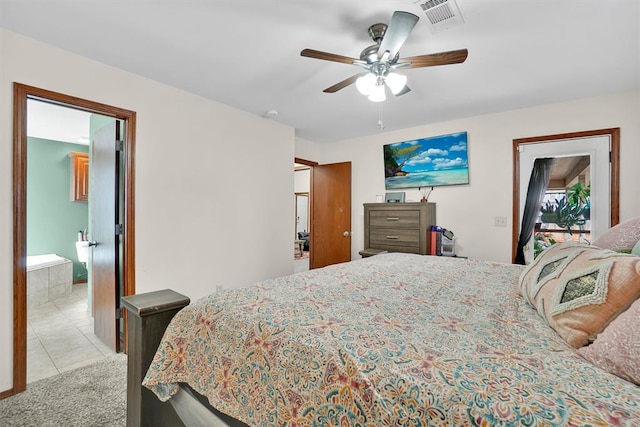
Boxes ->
[144,253,640,425]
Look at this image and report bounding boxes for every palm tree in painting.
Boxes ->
[384,144,420,178]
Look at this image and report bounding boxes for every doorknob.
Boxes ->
[87,241,98,247]
[343,231,351,237]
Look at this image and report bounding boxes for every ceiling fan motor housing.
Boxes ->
[367,23,387,43]
[360,44,380,64]
[363,23,397,65]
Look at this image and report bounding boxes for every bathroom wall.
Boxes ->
[27,137,89,282]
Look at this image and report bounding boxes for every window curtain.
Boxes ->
[515,157,554,265]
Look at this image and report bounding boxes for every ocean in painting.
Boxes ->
[385,168,469,189]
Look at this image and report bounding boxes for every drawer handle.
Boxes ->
[386,235,400,239]
[386,217,400,221]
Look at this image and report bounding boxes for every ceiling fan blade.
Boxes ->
[301,48,360,65]
[395,85,411,96]
[377,11,419,60]
[323,74,362,93]
[399,49,468,69]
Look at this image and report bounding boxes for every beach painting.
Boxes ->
[384,131,469,190]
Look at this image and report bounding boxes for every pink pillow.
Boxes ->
[592,216,640,251]
[577,298,640,385]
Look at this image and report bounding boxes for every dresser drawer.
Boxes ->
[363,202,436,256]
[368,209,420,228]
[369,228,420,248]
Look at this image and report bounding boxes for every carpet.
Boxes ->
[0,355,127,427]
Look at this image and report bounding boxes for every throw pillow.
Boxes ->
[577,298,640,385]
[519,241,640,348]
[592,216,640,251]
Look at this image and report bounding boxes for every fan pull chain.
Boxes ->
[377,103,385,130]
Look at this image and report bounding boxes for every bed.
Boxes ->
[132,248,640,426]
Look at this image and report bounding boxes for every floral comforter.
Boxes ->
[143,253,640,426]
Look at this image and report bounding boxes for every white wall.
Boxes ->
[294,137,322,162]
[298,91,640,263]
[294,169,310,236]
[0,29,295,392]
[294,168,310,194]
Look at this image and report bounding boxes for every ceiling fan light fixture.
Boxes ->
[368,83,387,102]
[356,73,377,95]
[302,10,469,100]
[385,72,407,95]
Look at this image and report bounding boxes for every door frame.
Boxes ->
[295,192,310,235]
[511,128,620,262]
[10,83,136,396]
[295,158,318,267]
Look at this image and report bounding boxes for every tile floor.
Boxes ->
[27,282,117,383]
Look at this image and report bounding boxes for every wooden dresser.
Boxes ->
[363,202,436,255]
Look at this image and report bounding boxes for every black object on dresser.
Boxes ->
[362,202,436,256]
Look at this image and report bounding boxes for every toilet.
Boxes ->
[75,241,89,263]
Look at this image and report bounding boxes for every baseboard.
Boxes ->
[73,279,88,285]
[0,387,15,400]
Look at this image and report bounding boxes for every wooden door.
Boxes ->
[310,162,352,269]
[91,121,121,352]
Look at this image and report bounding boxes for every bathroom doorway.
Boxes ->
[24,100,116,383]
[12,83,136,396]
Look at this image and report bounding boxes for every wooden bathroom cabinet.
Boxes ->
[69,151,89,201]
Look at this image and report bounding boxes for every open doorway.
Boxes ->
[25,100,118,383]
[512,128,619,263]
[294,161,311,273]
[11,83,136,397]
[293,157,352,270]
[536,156,592,250]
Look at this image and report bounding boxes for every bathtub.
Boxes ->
[27,254,73,307]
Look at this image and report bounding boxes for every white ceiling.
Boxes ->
[3,0,639,144]
[27,100,91,145]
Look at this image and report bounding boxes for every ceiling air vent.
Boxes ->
[414,0,464,33]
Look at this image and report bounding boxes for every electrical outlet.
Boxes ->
[494,216,507,227]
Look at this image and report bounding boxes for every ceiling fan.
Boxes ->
[301,11,468,102]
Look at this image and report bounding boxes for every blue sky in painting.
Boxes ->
[390,132,468,173]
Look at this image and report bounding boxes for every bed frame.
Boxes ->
[122,289,190,426]
[122,289,249,427]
